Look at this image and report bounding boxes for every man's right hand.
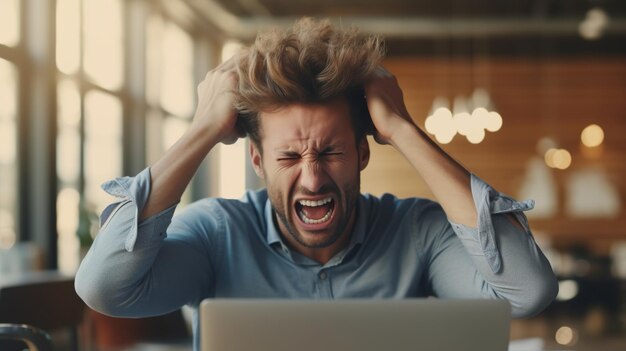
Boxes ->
[191,57,243,146]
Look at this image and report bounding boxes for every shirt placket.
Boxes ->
[315,269,333,298]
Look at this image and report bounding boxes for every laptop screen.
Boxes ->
[200,299,510,351]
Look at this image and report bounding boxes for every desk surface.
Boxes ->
[0,270,74,289]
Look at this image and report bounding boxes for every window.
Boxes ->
[0,58,18,250]
[160,22,195,118]
[217,41,247,199]
[146,16,196,206]
[83,0,124,90]
[0,0,20,47]
[56,79,82,271]
[3,0,212,273]
[83,90,123,211]
[55,0,125,273]
[56,0,80,75]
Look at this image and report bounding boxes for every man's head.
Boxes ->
[233,19,384,262]
[234,18,384,149]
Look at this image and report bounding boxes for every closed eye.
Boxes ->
[320,147,343,157]
[277,152,301,162]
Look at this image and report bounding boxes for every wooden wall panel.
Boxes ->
[361,58,626,252]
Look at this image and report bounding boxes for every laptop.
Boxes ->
[200,299,511,351]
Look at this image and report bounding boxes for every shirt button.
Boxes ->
[319,271,327,280]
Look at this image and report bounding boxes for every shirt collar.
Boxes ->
[264,199,284,247]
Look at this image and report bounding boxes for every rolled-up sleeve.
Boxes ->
[431,174,558,317]
[75,167,211,317]
[450,174,535,274]
[98,167,176,252]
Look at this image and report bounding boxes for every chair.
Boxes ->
[0,324,53,351]
[87,309,191,349]
[0,271,85,350]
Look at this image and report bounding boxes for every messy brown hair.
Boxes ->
[234,18,384,149]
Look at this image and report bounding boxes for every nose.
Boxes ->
[299,161,327,194]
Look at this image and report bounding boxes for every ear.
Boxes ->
[358,137,370,171]
[249,141,265,179]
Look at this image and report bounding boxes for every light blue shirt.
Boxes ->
[75,168,557,350]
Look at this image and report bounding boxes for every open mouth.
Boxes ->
[295,197,335,225]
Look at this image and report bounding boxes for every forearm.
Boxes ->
[390,122,477,227]
[142,58,240,219]
[141,126,220,220]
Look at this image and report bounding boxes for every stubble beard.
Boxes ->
[270,178,360,249]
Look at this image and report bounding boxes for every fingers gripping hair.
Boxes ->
[234,18,385,147]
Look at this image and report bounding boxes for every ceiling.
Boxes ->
[216,0,626,19]
[174,0,626,56]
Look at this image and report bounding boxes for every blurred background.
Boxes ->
[1,0,625,350]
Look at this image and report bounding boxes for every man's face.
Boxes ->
[250,98,370,261]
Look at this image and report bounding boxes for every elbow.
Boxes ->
[75,263,106,314]
[511,271,559,318]
[75,260,125,317]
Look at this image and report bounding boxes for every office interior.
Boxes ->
[0,0,625,350]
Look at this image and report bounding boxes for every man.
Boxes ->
[75,19,557,349]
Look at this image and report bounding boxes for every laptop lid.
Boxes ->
[200,299,511,351]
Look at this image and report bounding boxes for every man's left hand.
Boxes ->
[364,66,416,145]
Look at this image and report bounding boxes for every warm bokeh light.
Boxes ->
[483,111,503,132]
[545,148,572,170]
[425,107,456,144]
[0,0,20,47]
[466,128,485,144]
[83,0,124,90]
[453,111,472,136]
[56,0,81,74]
[579,8,609,41]
[581,124,604,147]
[466,108,487,143]
[556,280,579,301]
[553,149,572,170]
[426,100,502,144]
[544,148,558,168]
[555,326,577,346]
